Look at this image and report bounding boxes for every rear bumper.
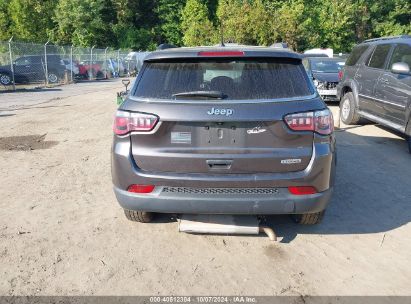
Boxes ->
[112,135,336,214]
[114,186,333,214]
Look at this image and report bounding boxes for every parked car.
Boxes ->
[106,58,126,77]
[0,55,66,85]
[62,59,79,76]
[304,48,334,58]
[303,57,346,102]
[125,51,150,75]
[78,60,104,79]
[302,53,329,59]
[337,35,411,153]
[112,46,336,225]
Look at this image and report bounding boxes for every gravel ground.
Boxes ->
[0,80,410,296]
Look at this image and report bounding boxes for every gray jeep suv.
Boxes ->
[111,46,336,225]
[337,35,411,153]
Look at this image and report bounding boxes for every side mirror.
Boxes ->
[391,62,410,75]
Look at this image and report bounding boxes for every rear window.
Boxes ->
[310,59,345,73]
[345,45,369,66]
[133,58,314,100]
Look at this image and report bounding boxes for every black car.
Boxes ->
[337,35,411,153]
[0,55,66,85]
[303,57,346,102]
[112,45,336,225]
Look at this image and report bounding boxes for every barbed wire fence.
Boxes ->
[0,38,147,92]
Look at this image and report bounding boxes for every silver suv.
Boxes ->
[337,35,411,153]
[111,46,336,225]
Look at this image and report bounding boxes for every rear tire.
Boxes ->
[292,210,325,225]
[124,209,153,223]
[340,92,361,125]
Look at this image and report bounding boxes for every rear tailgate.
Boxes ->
[126,55,323,175]
[127,100,323,174]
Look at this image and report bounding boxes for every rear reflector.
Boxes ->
[284,109,334,135]
[198,51,245,57]
[114,111,158,135]
[288,186,317,195]
[127,184,155,194]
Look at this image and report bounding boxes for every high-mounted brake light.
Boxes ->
[198,51,245,57]
[288,186,317,195]
[284,109,334,135]
[113,111,158,135]
[127,184,155,194]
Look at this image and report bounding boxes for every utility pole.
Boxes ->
[104,47,108,79]
[44,40,50,85]
[90,45,95,80]
[8,37,16,91]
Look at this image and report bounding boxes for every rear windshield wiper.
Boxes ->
[173,91,227,100]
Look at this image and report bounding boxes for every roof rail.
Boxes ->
[363,35,411,43]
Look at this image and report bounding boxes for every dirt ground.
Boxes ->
[0,80,410,296]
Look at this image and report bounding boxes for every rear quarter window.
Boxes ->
[345,45,369,66]
[133,58,314,100]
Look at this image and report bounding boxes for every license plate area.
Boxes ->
[318,89,337,96]
[198,122,247,147]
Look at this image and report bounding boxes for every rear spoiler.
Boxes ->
[144,51,302,62]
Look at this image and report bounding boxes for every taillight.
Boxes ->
[198,51,245,56]
[288,186,317,195]
[338,70,343,81]
[113,111,158,135]
[127,184,155,194]
[284,109,334,135]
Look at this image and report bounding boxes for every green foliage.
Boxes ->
[1,0,410,51]
[52,0,117,47]
[155,0,186,46]
[113,0,158,50]
[0,0,11,41]
[371,0,411,37]
[217,0,277,46]
[181,0,217,46]
[7,0,57,43]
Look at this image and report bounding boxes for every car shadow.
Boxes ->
[141,126,411,243]
[271,128,411,243]
[0,88,63,94]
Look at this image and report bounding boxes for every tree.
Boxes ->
[181,0,217,46]
[113,0,158,50]
[155,0,186,46]
[52,0,117,47]
[7,0,57,43]
[371,0,411,37]
[304,0,356,52]
[275,0,308,50]
[216,0,277,46]
[0,0,11,41]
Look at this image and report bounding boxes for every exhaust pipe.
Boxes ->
[259,226,277,241]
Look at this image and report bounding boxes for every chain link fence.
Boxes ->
[0,39,149,91]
